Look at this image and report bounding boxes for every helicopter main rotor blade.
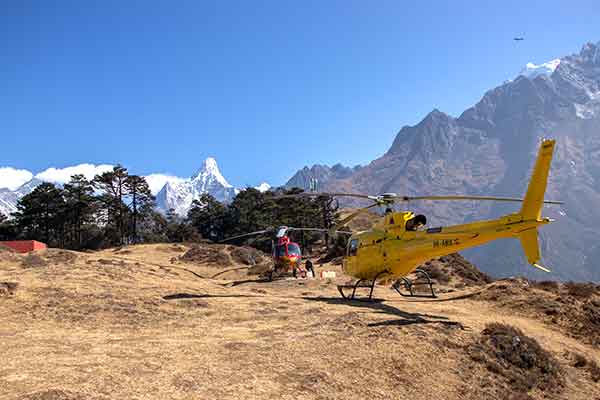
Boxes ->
[334,203,380,230]
[219,230,272,243]
[273,192,376,201]
[390,195,564,205]
[287,227,353,235]
[275,192,563,205]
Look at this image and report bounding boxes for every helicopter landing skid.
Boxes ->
[337,271,387,301]
[391,268,437,298]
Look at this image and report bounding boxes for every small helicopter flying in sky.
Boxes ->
[279,139,563,300]
[221,226,351,279]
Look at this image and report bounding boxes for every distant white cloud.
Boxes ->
[35,164,114,185]
[144,174,187,195]
[0,167,34,190]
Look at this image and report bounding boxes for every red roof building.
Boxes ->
[0,240,47,253]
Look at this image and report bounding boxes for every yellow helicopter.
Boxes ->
[281,139,563,300]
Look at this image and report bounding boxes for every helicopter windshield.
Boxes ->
[348,239,358,256]
[287,243,301,256]
[275,245,286,257]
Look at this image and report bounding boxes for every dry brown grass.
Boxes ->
[569,351,600,382]
[1,243,599,400]
[0,281,18,296]
[20,253,48,268]
[476,278,600,347]
[0,244,15,253]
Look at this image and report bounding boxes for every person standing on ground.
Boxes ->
[305,259,314,278]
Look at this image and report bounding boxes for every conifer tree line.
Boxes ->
[0,167,342,252]
[0,166,155,248]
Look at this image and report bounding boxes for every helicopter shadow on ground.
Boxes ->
[163,293,265,300]
[215,277,274,287]
[303,296,465,329]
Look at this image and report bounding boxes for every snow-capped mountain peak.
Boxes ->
[254,182,271,192]
[192,157,232,188]
[519,58,561,78]
[156,157,236,216]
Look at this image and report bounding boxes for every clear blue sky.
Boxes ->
[1,0,599,187]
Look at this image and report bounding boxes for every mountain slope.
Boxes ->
[285,163,361,191]
[287,41,600,282]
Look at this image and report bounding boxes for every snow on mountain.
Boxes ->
[519,58,561,78]
[0,188,18,217]
[155,157,237,216]
[0,178,43,217]
[144,174,187,195]
[254,182,271,192]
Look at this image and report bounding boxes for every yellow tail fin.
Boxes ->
[518,139,557,272]
[520,139,556,220]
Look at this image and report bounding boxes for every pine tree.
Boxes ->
[316,194,339,250]
[63,174,96,249]
[0,211,15,241]
[14,183,65,245]
[93,165,130,245]
[165,209,199,242]
[136,210,169,243]
[188,193,227,241]
[125,175,154,243]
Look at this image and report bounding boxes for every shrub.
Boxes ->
[468,323,564,393]
[564,282,597,299]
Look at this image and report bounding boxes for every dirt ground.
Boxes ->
[1,244,599,400]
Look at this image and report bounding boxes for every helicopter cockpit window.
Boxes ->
[405,214,427,231]
[287,243,301,256]
[348,239,359,256]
